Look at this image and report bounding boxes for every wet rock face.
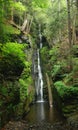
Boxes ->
[11,34,31,48]
[2,120,78,130]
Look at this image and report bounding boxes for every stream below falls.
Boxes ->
[24,102,64,124]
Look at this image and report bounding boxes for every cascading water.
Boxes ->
[37,49,44,102]
[36,24,44,102]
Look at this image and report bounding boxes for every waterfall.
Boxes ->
[33,24,44,102]
[37,49,44,102]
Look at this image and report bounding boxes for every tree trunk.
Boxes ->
[27,17,33,33]
[46,73,53,107]
[71,0,76,45]
[67,0,72,71]
[21,19,28,31]
[58,0,62,42]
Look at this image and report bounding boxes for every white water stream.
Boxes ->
[36,24,44,102]
[37,49,44,102]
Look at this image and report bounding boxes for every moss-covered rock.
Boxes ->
[53,81,78,117]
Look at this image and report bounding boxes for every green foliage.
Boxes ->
[49,45,59,64]
[49,45,59,56]
[0,43,26,79]
[31,0,50,27]
[72,45,78,57]
[0,0,27,42]
[54,81,78,100]
[40,47,50,74]
[51,60,68,80]
[0,0,14,35]
[43,0,67,44]
[14,2,26,12]
[0,81,20,109]
[73,58,78,72]
[40,45,68,80]
[0,23,8,43]
[40,47,49,63]
[64,73,73,85]
[21,62,31,78]
[13,1,26,16]
[19,62,33,102]
[19,76,32,101]
[4,25,20,35]
[0,40,33,120]
[2,42,25,61]
[48,44,78,84]
[52,64,61,77]
[0,87,8,96]
[47,44,68,80]
[0,81,20,125]
[32,0,49,8]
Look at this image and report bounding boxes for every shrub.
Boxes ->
[40,47,49,63]
[72,45,78,57]
[51,60,68,81]
[49,45,60,64]
[19,62,33,102]
[0,42,26,80]
[54,81,78,100]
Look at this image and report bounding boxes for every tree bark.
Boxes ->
[67,0,72,71]
[71,0,76,45]
[46,73,53,107]
[21,19,28,32]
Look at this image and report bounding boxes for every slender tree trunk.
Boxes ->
[67,0,72,48]
[2,0,4,18]
[72,13,76,45]
[26,19,30,33]
[27,17,33,33]
[21,19,28,31]
[11,0,16,21]
[67,0,72,71]
[58,0,62,42]
[46,73,53,107]
[77,0,78,9]
[71,0,76,45]
[11,7,14,21]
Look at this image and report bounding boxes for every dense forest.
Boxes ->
[0,0,78,130]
